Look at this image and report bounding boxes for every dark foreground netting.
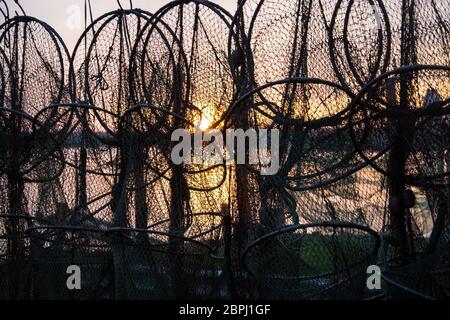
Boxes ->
[242,222,381,299]
[0,0,449,299]
[26,226,225,299]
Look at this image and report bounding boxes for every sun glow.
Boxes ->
[199,115,212,131]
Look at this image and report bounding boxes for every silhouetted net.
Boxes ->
[0,0,448,300]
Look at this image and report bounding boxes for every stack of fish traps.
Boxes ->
[0,0,449,299]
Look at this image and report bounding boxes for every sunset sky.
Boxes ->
[4,0,237,50]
